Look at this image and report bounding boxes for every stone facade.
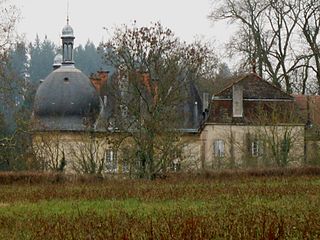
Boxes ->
[32,72,307,173]
[31,131,203,174]
[200,124,304,169]
[203,73,305,169]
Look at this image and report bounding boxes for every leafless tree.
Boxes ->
[0,0,19,96]
[209,0,320,93]
[68,133,108,175]
[210,0,269,77]
[0,0,21,166]
[102,22,215,179]
[250,104,304,167]
[294,0,320,93]
[31,133,65,171]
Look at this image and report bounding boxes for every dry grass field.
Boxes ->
[0,167,320,239]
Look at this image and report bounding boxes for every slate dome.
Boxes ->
[33,20,102,131]
[33,65,101,131]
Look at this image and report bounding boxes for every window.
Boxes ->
[171,158,181,172]
[103,96,107,107]
[68,43,72,60]
[105,149,118,172]
[63,44,67,60]
[214,140,225,157]
[251,139,263,157]
[122,159,129,173]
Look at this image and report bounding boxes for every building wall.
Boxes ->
[201,124,305,169]
[306,140,320,165]
[32,124,305,173]
[180,134,202,170]
[32,131,112,174]
[32,131,203,174]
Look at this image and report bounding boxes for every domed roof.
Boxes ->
[62,22,74,38]
[33,65,102,131]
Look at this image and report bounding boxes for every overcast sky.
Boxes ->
[12,0,234,50]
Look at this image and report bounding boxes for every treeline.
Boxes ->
[0,36,112,170]
[12,35,111,85]
[1,35,112,125]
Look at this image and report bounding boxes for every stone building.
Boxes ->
[31,21,306,174]
[31,20,204,174]
[32,19,104,172]
[200,73,305,169]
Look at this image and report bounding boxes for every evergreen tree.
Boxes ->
[74,40,109,76]
[40,36,56,73]
[28,35,41,85]
[8,41,28,106]
[0,41,29,131]
[9,41,28,79]
[29,35,56,86]
[74,43,86,72]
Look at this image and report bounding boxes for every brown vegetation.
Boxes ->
[0,167,318,239]
[0,166,318,185]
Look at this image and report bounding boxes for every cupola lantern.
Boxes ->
[61,17,75,64]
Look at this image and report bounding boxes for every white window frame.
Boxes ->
[105,149,118,172]
[214,140,225,157]
[172,158,181,172]
[122,158,129,173]
[251,139,263,157]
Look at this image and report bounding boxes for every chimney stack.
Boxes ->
[232,83,243,118]
[202,92,209,112]
[90,70,109,94]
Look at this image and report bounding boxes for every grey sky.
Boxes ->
[12,0,234,49]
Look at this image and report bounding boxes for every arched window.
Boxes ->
[68,43,72,61]
[63,44,68,60]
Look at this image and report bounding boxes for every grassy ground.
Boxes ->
[0,168,320,239]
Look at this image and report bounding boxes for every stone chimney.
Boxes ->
[202,92,209,112]
[232,83,243,117]
[90,70,109,94]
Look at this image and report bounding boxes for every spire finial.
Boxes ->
[67,0,69,25]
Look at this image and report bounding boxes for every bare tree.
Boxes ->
[0,0,22,168]
[250,104,304,167]
[264,0,301,93]
[102,22,215,179]
[0,0,19,96]
[210,0,269,77]
[209,0,317,93]
[294,0,320,93]
[68,133,108,175]
[32,133,65,171]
